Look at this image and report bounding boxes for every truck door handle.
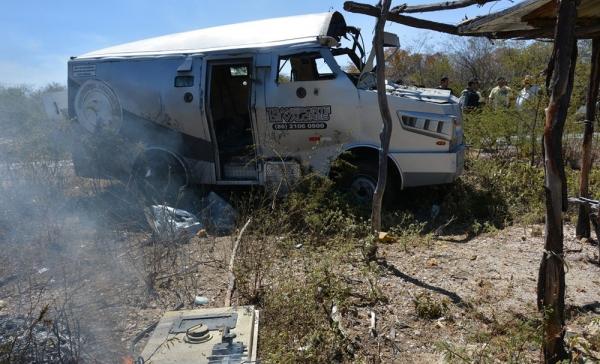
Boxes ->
[296,87,306,99]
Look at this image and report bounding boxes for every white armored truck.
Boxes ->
[68,11,464,203]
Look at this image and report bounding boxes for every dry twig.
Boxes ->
[224,218,252,307]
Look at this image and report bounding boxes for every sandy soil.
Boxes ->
[342,223,600,363]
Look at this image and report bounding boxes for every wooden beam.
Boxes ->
[344,1,459,34]
[576,37,600,239]
[393,0,499,14]
[370,0,393,234]
[537,0,579,362]
[527,16,599,28]
[460,24,600,40]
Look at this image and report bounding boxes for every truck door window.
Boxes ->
[277,53,334,83]
[229,65,248,77]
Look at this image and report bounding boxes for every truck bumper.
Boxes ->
[390,145,465,188]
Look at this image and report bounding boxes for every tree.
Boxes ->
[370,0,393,233]
[537,1,579,362]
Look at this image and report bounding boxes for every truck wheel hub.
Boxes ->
[350,176,375,203]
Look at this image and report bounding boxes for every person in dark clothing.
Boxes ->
[459,79,482,111]
[437,76,453,94]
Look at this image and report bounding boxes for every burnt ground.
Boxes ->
[1,172,599,363]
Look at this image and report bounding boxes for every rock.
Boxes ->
[426,258,439,267]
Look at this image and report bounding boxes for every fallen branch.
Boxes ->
[224,218,252,307]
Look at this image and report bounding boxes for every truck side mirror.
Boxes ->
[383,32,399,48]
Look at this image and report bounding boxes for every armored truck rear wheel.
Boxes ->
[132,150,188,207]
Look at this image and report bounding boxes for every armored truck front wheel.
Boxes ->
[331,155,399,206]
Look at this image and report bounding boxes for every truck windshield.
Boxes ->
[328,25,365,84]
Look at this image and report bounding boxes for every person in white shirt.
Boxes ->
[516,75,541,110]
[488,77,513,109]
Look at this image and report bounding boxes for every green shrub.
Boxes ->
[414,292,449,320]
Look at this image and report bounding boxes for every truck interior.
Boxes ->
[207,61,257,181]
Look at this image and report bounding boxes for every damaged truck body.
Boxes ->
[68,11,464,203]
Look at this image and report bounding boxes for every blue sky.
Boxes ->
[0,0,514,87]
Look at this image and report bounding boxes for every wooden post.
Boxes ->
[370,0,392,233]
[576,37,600,239]
[537,1,579,362]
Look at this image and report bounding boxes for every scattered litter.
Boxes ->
[194,296,209,305]
[295,243,303,249]
[202,192,238,234]
[37,267,49,274]
[378,232,397,244]
[145,205,203,240]
[0,300,6,310]
[369,310,377,337]
[144,192,238,238]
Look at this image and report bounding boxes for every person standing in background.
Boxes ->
[437,76,454,95]
[488,77,513,109]
[459,78,482,111]
[516,75,541,110]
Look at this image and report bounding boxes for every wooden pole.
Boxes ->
[537,1,579,362]
[576,37,600,239]
[371,0,392,234]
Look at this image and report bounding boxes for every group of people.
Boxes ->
[435,76,541,112]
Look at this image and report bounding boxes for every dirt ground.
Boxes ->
[349,223,600,363]
[1,180,599,363]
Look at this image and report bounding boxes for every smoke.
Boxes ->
[0,84,151,362]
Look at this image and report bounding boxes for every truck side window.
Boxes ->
[277,52,334,83]
[174,75,194,87]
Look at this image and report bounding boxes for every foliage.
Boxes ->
[413,292,449,320]
[0,84,69,163]
[437,313,544,363]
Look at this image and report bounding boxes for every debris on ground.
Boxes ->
[144,192,238,239]
[194,296,209,305]
[378,232,397,244]
[202,192,238,234]
[144,205,203,240]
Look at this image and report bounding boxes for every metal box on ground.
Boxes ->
[139,306,259,364]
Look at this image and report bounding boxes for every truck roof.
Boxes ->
[76,12,347,60]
